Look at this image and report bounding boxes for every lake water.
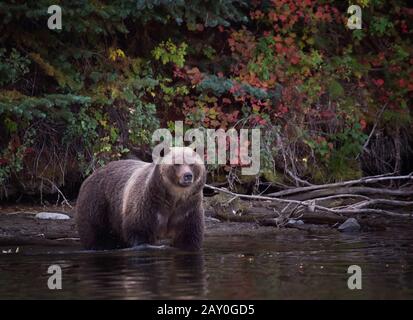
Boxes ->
[0,230,412,299]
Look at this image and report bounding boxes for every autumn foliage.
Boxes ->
[0,0,412,197]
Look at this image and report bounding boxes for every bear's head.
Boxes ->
[158,147,206,190]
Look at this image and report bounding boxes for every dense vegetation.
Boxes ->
[0,0,412,199]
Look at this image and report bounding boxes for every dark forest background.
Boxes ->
[0,0,412,200]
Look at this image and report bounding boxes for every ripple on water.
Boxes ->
[0,230,412,299]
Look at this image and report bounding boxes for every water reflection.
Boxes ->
[47,250,207,299]
[78,251,208,299]
[0,231,412,299]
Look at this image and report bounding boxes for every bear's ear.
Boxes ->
[162,145,171,158]
[152,144,171,164]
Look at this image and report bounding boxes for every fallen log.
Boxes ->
[281,187,413,201]
[210,202,386,230]
[267,173,413,198]
[205,175,413,218]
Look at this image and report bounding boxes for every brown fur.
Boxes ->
[75,147,206,251]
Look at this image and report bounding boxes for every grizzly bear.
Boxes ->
[75,147,206,251]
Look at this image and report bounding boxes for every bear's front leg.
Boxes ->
[172,208,204,251]
[122,211,158,247]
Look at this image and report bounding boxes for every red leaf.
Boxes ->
[268,12,278,22]
[24,147,35,154]
[290,55,300,65]
[360,119,367,130]
[373,78,384,87]
[275,43,284,53]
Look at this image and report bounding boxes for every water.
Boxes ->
[0,231,412,299]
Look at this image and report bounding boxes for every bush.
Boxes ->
[0,0,412,197]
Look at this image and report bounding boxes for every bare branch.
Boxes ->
[357,103,388,158]
[205,178,413,218]
[267,173,413,198]
[39,177,73,208]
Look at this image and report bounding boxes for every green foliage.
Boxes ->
[0,128,35,184]
[135,0,248,26]
[370,16,394,36]
[152,39,188,67]
[198,75,281,101]
[202,45,216,60]
[128,100,160,145]
[304,119,368,181]
[0,49,30,86]
[328,80,344,99]
[0,0,412,195]
[0,94,91,120]
[249,36,277,81]
[331,122,368,162]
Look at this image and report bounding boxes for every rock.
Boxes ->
[287,219,304,226]
[338,218,360,232]
[35,212,70,220]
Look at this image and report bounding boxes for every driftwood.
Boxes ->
[276,186,413,201]
[267,173,413,198]
[212,206,345,224]
[209,197,386,230]
[205,173,413,220]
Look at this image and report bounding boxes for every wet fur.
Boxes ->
[75,151,206,251]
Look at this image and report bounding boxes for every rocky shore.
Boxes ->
[1,194,412,249]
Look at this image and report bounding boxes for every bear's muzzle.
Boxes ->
[179,172,194,187]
